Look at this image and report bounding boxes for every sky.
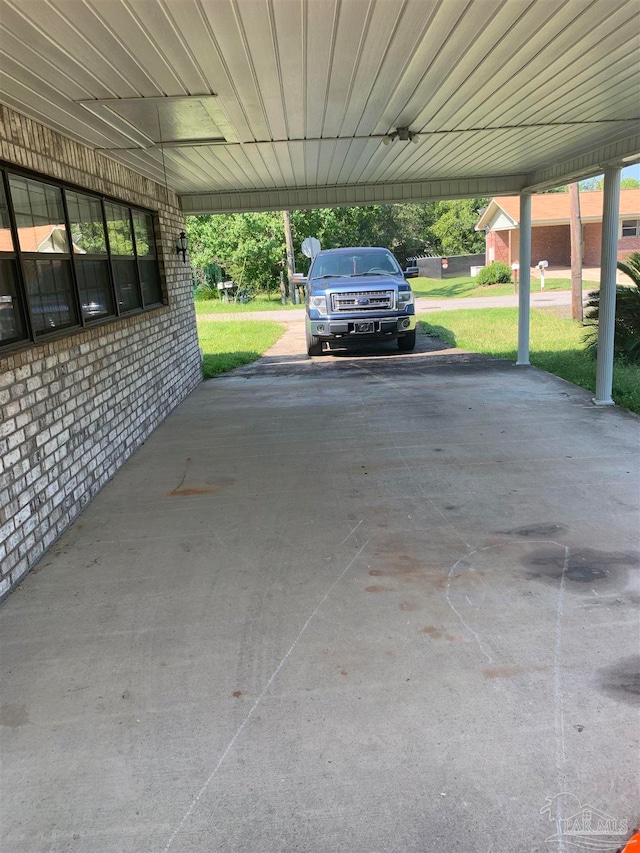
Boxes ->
[622,163,640,180]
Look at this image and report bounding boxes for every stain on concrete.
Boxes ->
[483,666,524,679]
[232,691,243,699]
[365,585,392,593]
[368,538,453,590]
[502,523,568,538]
[0,703,28,727]
[598,657,640,706]
[483,665,547,679]
[420,625,459,641]
[169,477,235,497]
[523,547,639,586]
[168,457,235,496]
[399,601,420,611]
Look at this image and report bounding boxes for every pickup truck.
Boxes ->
[304,246,418,356]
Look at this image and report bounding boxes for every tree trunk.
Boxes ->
[569,182,583,321]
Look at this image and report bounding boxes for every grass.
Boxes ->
[195,295,303,314]
[194,277,592,311]
[411,275,594,300]
[197,319,284,378]
[418,307,640,415]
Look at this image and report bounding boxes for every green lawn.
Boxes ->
[195,295,302,314]
[194,277,594,312]
[418,307,640,415]
[411,276,595,300]
[197,320,285,378]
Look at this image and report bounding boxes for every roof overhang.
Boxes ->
[0,0,638,214]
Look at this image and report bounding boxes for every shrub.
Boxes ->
[476,261,512,285]
[193,281,218,301]
[584,252,640,363]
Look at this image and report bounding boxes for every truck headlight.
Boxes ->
[398,290,414,306]
[309,295,328,313]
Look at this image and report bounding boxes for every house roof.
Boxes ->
[476,188,640,230]
[0,224,79,253]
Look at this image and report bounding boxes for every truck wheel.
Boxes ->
[306,325,323,356]
[397,329,416,351]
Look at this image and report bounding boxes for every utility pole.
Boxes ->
[282,210,296,303]
[569,182,583,322]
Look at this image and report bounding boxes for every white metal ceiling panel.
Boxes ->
[0,0,637,211]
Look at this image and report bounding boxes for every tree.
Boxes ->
[187,212,285,292]
[186,198,488,293]
[429,199,488,256]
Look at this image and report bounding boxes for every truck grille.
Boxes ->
[330,290,394,312]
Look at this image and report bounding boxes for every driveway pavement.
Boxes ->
[1,329,639,853]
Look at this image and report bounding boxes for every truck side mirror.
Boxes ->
[404,266,419,279]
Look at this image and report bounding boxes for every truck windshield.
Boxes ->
[311,251,401,278]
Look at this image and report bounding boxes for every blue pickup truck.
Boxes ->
[304,246,418,356]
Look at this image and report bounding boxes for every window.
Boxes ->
[67,191,114,322]
[132,210,163,306]
[9,174,70,253]
[9,174,76,333]
[105,202,142,313]
[0,166,164,350]
[621,220,640,238]
[0,178,27,345]
[23,257,78,333]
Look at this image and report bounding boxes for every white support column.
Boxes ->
[517,193,532,365]
[594,166,622,405]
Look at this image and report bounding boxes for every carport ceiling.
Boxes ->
[1,0,639,213]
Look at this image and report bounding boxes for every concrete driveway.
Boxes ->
[1,327,639,853]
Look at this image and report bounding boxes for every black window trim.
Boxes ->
[0,160,165,353]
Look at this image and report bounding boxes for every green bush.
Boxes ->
[476,261,512,285]
[584,252,640,363]
[193,281,218,301]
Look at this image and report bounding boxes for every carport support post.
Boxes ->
[594,165,622,406]
[516,193,532,365]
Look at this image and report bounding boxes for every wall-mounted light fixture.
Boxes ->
[176,230,188,263]
[382,126,419,145]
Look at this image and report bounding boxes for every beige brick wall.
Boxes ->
[0,106,202,598]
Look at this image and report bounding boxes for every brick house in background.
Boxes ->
[476,189,640,268]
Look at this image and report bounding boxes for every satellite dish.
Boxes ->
[302,237,321,259]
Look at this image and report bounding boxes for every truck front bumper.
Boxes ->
[309,314,416,339]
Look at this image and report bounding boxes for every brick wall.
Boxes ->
[618,235,640,260]
[487,230,510,264]
[531,225,570,266]
[0,106,202,599]
[583,222,602,266]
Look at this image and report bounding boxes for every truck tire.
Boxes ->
[306,325,323,356]
[397,329,416,351]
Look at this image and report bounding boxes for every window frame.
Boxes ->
[0,170,31,346]
[621,219,640,239]
[0,161,166,353]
